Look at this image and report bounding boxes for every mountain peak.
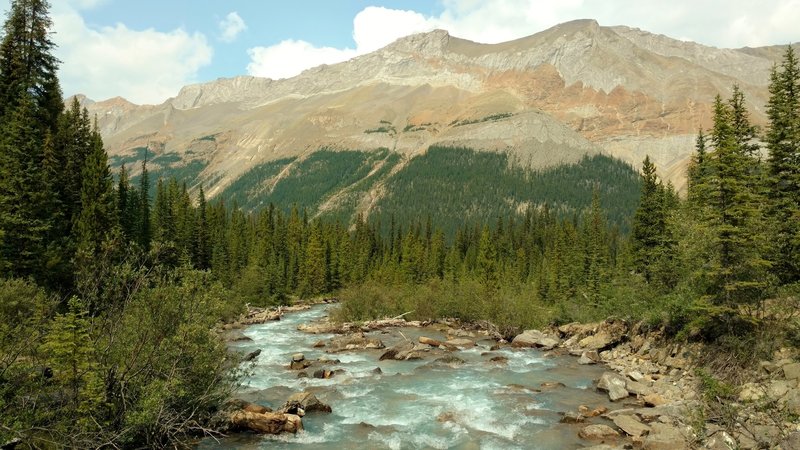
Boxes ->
[387,28,452,55]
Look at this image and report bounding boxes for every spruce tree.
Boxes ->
[631,156,665,282]
[137,156,151,250]
[766,46,800,282]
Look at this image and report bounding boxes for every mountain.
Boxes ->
[80,19,792,228]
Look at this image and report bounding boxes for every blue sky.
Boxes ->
[2,0,796,104]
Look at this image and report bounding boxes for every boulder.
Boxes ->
[419,336,443,347]
[626,380,652,396]
[445,338,475,349]
[540,381,566,390]
[703,431,736,450]
[738,382,765,402]
[243,402,272,414]
[489,355,509,364]
[280,391,332,414]
[597,372,629,401]
[643,393,667,407]
[783,389,800,415]
[783,362,800,380]
[230,411,303,434]
[579,350,601,365]
[612,414,651,438]
[313,340,326,348]
[380,342,426,361]
[578,424,620,441]
[768,379,795,399]
[512,330,560,350]
[289,353,312,370]
[579,332,617,351]
[312,369,335,379]
[244,349,262,362]
[432,355,466,365]
[327,333,384,353]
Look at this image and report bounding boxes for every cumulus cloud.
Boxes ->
[248,0,800,80]
[247,6,437,79]
[52,7,212,104]
[0,0,213,104]
[219,11,246,43]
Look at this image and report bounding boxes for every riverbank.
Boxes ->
[215,302,800,449]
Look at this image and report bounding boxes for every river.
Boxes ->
[201,305,614,449]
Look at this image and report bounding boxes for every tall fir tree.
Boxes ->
[766,46,800,282]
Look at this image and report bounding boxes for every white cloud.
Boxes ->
[248,0,800,80]
[50,5,212,105]
[247,40,357,80]
[219,11,246,43]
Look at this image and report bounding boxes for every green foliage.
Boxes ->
[450,112,514,127]
[375,147,640,236]
[215,157,296,210]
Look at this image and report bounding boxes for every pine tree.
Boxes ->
[0,94,50,280]
[703,92,772,315]
[0,0,62,131]
[631,156,670,283]
[137,156,151,250]
[74,124,116,258]
[195,185,211,269]
[766,46,800,282]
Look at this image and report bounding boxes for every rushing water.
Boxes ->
[202,305,614,450]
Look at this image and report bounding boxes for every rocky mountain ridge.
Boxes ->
[80,20,794,213]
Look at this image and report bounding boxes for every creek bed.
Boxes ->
[202,305,615,449]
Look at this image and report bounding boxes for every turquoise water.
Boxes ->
[203,306,612,449]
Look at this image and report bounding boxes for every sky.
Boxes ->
[2,0,798,105]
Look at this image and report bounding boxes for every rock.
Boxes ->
[230,411,303,434]
[768,379,795,399]
[243,402,272,414]
[643,423,688,450]
[511,330,560,350]
[703,431,736,450]
[540,381,566,390]
[643,393,667,407]
[244,349,262,362]
[626,379,652,396]
[313,340,326,348]
[228,331,253,342]
[372,367,383,374]
[597,372,629,401]
[380,341,425,361]
[432,355,466,365]
[780,431,800,450]
[489,355,508,364]
[312,369,334,379]
[783,389,800,415]
[579,331,617,351]
[578,405,608,417]
[292,353,305,362]
[437,411,456,422]
[579,350,601,365]
[445,338,475,349]
[419,336,443,347]
[281,391,332,414]
[759,360,779,374]
[612,414,651,438]
[560,411,585,423]
[297,371,308,378]
[578,424,620,441]
[327,333,384,353]
[627,370,645,382]
[738,382,765,402]
[783,362,800,380]
[297,321,342,334]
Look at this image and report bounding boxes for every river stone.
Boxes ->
[313,340,326,348]
[445,338,475,349]
[578,331,616,351]
[281,391,332,414]
[244,349,262,362]
[579,350,601,365]
[230,411,303,434]
[578,424,620,441]
[511,330,560,350]
[292,353,305,362]
[626,379,652,396]
[598,372,629,401]
[783,362,800,380]
[327,333,384,353]
[579,405,608,417]
[419,336,443,347]
[643,393,667,407]
[612,414,651,438]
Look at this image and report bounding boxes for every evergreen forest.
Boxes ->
[0,1,799,448]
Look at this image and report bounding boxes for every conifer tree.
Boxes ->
[631,156,667,282]
[766,46,800,282]
[195,185,211,269]
[137,156,151,250]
